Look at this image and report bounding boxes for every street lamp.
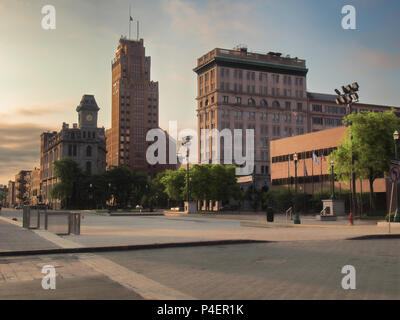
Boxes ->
[330,159,335,199]
[334,82,359,222]
[181,136,192,207]
[293,152,301,224]
[394,130,400,222]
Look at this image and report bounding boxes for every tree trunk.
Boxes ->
[368,169,375,211]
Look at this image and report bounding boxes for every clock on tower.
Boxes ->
[76,95,100,128]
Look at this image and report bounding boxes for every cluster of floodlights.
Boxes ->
[334,82,359,105]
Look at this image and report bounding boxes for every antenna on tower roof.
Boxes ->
[137,20,139,40]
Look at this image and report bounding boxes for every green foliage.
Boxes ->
[330,110,399,210]
[50,158,85,209]
[385,212,396,222]
[159,164,242,208]
[160,168,187,201]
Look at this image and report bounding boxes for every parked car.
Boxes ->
[14,204,23,210]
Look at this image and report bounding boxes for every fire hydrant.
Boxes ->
[348,212,354,226]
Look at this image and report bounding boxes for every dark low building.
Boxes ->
[40,95,106,208]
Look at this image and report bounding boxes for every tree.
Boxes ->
[160,168,186,201]
[330,110,398,210]
[105,166,135,208]
[51,158,85,209]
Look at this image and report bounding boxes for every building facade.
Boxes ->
[194,47,396,189]
[107,37,169,177]
[28,167,41,205]
[270,126,387,194]
[15,170,31,206]
[40,95,106,208]
[6,181,15,208]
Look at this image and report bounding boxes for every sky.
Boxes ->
[0,0,399,184]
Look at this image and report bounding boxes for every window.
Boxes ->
[272,100,280,108]
[86,161,92,175]
[247,112,255,121]
[260,99,268,107]
[248,98,255,106]
[313,104,323,112]
[86,146,92,157]
[236,97,242,104]
[297,103,303,111]
[260,112,267,121]
[312,117,323,125]
[223,96,229,103]
[285,101,291,110]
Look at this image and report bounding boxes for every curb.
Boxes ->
[0,239,270,257]
[240,221,364,229]
[346,234,400,240]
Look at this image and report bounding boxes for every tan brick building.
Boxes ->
[270,126,386,194]
[194,47,397,189]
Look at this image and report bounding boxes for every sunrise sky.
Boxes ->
[0,0,399,184]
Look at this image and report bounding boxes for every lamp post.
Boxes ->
[394,130,400,222]
[181,136,192,210]
[293,152,301,224]
[330,160,335,199]
[334,82,359,220]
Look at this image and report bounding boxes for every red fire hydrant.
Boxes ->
[348,212,354,226]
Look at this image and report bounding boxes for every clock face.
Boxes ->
[86,114,93,122]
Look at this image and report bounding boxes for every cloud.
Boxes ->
[0,122,56,183]
[163,0,257,43]
[356,48,400,70]
[0,99,75,118]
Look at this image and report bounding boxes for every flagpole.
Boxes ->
[320,152,323,192]
[129,5,132,39]
[312,151,314,195]
[288,155,290,191]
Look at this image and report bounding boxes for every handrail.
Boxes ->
[285,206,293,223]
[320,207,330,216]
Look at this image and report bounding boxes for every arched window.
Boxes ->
[86,146,92,157]
[260,99,268,107]
[86,161,92,175]
[248,98,255,106]
[272,100,280,108]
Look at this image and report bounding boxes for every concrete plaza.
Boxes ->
[0,208,399,299]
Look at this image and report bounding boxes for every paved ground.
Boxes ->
[0,208,399,300]
[99,239,400,300]
[0,254,143,299]
[0,219,59,252]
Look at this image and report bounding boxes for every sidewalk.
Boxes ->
[0,219,59,252]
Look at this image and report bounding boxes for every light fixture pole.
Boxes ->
[293,152,301,224]
[334,82,359,221]
[394,130,400,222]
[181,136,192,208]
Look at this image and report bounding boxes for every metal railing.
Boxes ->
[285,207,293,223]
[23,206,80,235]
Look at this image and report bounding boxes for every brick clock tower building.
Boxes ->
[106,37,161,176]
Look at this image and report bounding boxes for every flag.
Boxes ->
[130,16,133,21]
[322,154,327,162]
[312,151,320,164]
[304,160,308,176]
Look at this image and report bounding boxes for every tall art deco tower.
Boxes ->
[106,37,160,176]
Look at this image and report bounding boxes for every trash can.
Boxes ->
[266,207,274,222]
